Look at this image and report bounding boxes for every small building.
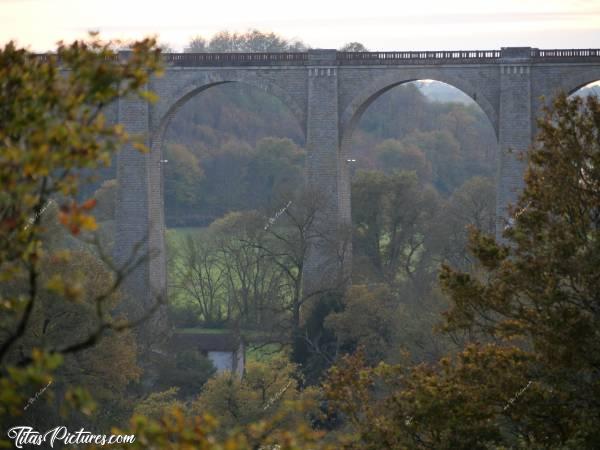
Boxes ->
[170,331,245,378]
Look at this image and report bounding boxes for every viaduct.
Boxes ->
[113,47,600,323]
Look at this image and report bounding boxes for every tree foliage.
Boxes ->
[185,30,307,53]
[324,93,600,449]
[0,35,162,437]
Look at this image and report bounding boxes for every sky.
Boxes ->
[1,0,599,52]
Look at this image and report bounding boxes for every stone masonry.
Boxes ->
[114,47,600,333]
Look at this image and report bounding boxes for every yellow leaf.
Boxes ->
[140,90,159,103]
[80,215,97,231]
[46,275,65,294]
[132,141,148,153]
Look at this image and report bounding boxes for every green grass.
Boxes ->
[246,344,286,363]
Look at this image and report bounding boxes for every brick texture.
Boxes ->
[114,49,600,321]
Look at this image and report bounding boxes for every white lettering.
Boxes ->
[8,426,135,447]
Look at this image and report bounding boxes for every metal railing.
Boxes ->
[532,48,600,59]
[337,50,501,65]
[163,52,308,66]
[33,48,600,66]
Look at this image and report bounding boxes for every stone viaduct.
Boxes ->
[113,47,600,320]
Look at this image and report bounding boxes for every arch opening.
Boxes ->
[346,79,498,280]
[568,80,600,98]
[160,81,306,228]
[344,79,499,363]
[344,80,498,196]
[159,80,308,335]
[341,75,499,145]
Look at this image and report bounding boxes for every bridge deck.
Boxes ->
[35,48,600,67]
[161,49,600,66]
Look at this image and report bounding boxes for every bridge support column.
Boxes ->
[496,47,534,236]
[303,50,351,299]
[115,94,168,349]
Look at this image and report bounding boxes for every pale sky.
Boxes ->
[1,0,599,52]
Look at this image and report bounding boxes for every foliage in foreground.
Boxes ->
[0,35,162,440]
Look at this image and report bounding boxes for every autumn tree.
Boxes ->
[325,93,600,449]
[190,355,313,434]
[439,92,600,447]
[325,284,397,365]
[0,35,162,436]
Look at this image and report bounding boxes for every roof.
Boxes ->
[170,331,243,352]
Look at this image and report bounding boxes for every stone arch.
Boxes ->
[561,68,600,96]
[339,71,499,152]
[150,72,306,154]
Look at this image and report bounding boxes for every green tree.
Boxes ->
[352,170,439,285]
[245,137,306,208]
[374,138,432,182]
[163,143,204,214]
[209,211,285,328]
[402,129,462,194]
[170,231,228,326]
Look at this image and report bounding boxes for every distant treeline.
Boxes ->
[163,80,497,227]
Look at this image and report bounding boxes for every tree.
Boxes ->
[257,188,333,338]
[244,137,306,208]
[187,30,308,53]
[374,139,432,182]
[0,35,162,436]
[170,231,228,326]
[439,92,600,446]
[154,350,216,400]
[402,129,462,194]
[339,42,368,52]
[325,284,397,365]
[325,93,600,449]
[191,355,309,433]
[163,143,204,216]
[426,176,495,271]
[209,211,286,329]
[351,170,440,285]
[2,243,143,431]
[185,36,208,53]
[117,406,338,450]
[133,387,184,421]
